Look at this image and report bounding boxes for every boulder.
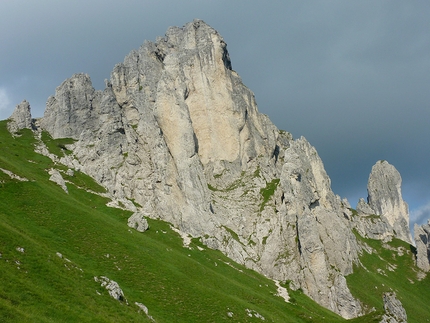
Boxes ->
[94,276,127,303]
[127,212,149,232]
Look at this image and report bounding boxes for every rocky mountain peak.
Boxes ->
[110,17,271,170]
[12,20,421,320]
[163,19,232,70]
[368,161,407,217]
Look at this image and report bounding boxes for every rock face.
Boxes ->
[8,100,33,133]
[414,221,430,272]
[32,20,417,319]
[380,292,407,323]
[354,161,412,244]
[41,74,101,139]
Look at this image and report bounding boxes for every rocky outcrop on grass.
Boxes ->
[48,168,68,193]
[127,212,149,232]
[380,292,407,323]
[94,276,127,303]
[8,100,33,134]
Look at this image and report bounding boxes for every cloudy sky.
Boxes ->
[1,1,429,228]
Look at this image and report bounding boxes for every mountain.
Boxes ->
[2,19,430,322]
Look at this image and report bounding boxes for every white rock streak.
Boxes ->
[274,280,290,303]
[170,226,192,248]
[0,168,28,182]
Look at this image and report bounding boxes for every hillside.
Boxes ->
[0,120,344,322]
[1,120,429,322]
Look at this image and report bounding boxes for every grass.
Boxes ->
[346,231,430,322]
[40,130,76,157]
[62,170,107,194]
[260,178,280,211]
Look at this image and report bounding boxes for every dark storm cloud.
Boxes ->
[1,1,430,227]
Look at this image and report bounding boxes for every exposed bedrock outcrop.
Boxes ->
[380,292,407,323]
[8,100,33,133]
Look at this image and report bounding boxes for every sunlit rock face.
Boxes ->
[36,19,418,319]
[8,100,33,133]
[354,161,412,244]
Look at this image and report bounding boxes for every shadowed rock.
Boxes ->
[414,221,430,272]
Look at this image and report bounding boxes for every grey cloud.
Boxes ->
[411,202,430,227]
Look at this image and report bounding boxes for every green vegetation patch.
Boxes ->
[41,130,76,157]
[346,232,430,322]
[207,183,218,191]
[260,178,280,211]
[63,170,107,194]
[222,225,241,244]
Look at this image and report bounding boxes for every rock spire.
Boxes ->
[354,160,412,244]
[8,100,33,133]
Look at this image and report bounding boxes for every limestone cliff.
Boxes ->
[13,20,417,319]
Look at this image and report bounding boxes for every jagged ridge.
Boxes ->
[8,19,417,320]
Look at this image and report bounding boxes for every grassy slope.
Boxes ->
[0,120,428,322]
[0,121,345,322]
[346,232,430,323]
